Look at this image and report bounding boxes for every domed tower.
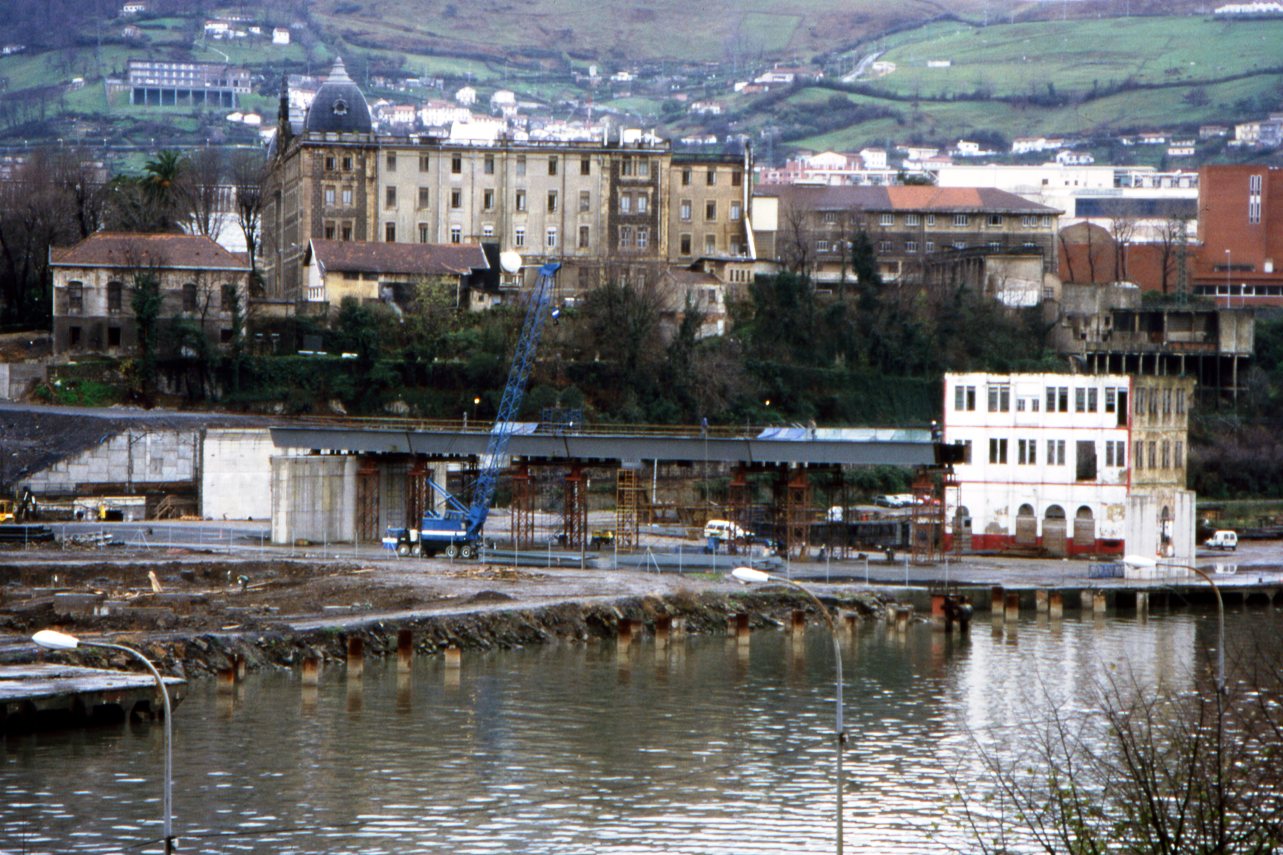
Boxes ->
[304,57,372,135]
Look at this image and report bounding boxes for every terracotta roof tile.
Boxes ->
[49,232,250,271]
[756,184,1059,214]
[307,240,489,277]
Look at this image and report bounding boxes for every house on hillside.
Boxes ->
[49,232,249,358]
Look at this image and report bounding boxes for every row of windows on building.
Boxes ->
[65,324,237,349]
[818,238,1040,255]
[329,150,740,188]
[349,185,743,224]
[954,383,1133,415]
[820,211,1053,229]
[953,383,1185,418]
[64,281,239,314]
[976,436,1182,473]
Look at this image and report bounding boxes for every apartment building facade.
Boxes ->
[751,185,1060,291]
[263,60,752,302]
[943,372,1195,564]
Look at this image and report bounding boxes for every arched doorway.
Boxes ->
[1015,503,1037,547]
[1044,505,1068,556]
[1073,505,1096,550]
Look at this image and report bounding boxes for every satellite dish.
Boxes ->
[499,251,522,273]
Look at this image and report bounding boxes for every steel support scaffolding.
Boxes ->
[562,465,587,549]
[615,468,641,550]
[783,467,812,558]
[406,460,427,528]
[909,469,945,564]
[511,464,535,549]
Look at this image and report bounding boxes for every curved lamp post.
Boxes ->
[731,566,846,855]
[1122,556,1224,693]
[32,629,175,853]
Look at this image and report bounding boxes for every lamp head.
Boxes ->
[732,566,772,585]
[33,629,81,650]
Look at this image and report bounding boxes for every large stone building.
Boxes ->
[49,232,249,357]
[943,371,1196,565]
[750,185,1061,296]
[262,60,753,302]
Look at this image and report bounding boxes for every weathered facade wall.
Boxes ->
[270,455,357,544]
[23,429,200,495]
[202,428,279,520]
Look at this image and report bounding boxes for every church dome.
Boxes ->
[304,57,372,134]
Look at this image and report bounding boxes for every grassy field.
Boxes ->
[311,0,990,64]
[865,16,1283,99]
[770,14,1283,152]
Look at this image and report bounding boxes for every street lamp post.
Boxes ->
[731,566,846,855]
[1122,557,1224,693]
[32,629,175,853]
[1225,249,1232,308]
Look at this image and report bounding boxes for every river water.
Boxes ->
[3,606,1277,854]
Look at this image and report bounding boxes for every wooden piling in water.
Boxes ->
[655,616,671,648]
[347,637,364,679]
[736,613,751,646]
[1049,591,1064,620]
[301,657,320,687]
[1035,590,1049,613]
[217,665,236,694]
[990,586,1005,614]
[397,628,414,673]
[1093,591,1108,616]
[234,654,246,682]
[1004,592,1021,622]
[790,609,806,637]
[1081,590,1094,611]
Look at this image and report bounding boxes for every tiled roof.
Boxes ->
[755,184,1060,214]
[49,232,250,271]
[307,239,488,277]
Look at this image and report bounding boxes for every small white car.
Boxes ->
[1204,530,1238,551]
[703,519,750,541]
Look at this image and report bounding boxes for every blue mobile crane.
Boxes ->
[383,262,560,559]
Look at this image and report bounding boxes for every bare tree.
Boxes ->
[1156,215,1192,296]
[959,654,1283,854]
[1109,212,1137,283]
[229,149,267,291]
[778,201,814,276]
[178,146,228,240]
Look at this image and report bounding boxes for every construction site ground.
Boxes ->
[3,519,1283,650]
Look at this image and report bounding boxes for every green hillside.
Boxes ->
[762,15,1283,152]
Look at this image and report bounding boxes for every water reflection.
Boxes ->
[1,608,1276,853]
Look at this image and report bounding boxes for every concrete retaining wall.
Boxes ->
[271,455,357,545]
[0,363,47,400]
[202,428,279,521]
[24,429,200,494]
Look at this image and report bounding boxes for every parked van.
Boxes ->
[1205,530,1238,551]
[703,519,750,541]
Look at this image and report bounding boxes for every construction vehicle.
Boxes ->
[383,262,560,559]
[0,487,38,523]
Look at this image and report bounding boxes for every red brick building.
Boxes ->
[1194,164,1283,307]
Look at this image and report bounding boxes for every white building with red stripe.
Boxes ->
[943,372,1196,565]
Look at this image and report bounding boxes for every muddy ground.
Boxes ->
[0,546,889,680]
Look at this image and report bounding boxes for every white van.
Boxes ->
[1205,530,1238,551]
[703,519,750,541]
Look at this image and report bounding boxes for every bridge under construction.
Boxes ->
[269,423,956,560]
